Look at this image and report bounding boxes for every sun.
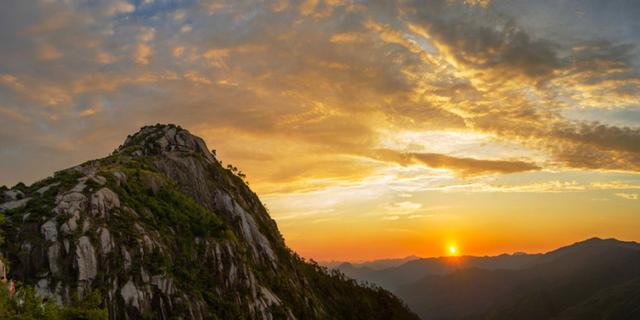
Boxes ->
[448,245,458,256]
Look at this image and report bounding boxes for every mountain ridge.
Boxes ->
[333,237,640,320]
[336,251,543,291]
[0,124,418,320]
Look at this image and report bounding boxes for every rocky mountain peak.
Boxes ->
[0,124,418,320]
[117,124,214,162]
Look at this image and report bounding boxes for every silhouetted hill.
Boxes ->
[322,255,421,271]
[338,253,540,290]
[556,277,640,319]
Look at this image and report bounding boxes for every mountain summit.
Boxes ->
[0,124,417,319]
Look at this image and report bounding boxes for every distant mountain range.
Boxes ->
[322,255,422,271]
[332,252,540,291]
[332,238,640,320]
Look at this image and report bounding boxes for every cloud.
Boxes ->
[104,1,135,16]
[543,122,640,172]
[135,44,151,65]
[411,153,541,175]
[398,1,640,173]
[464,0,491,6]
[173,10,186,21]
[615,193,638,200]
[0,106,30,123]
[373,149,540,176]
[384,200,424,216]
[405,0,562,83]
[0,0,639,197]
[299,0,319,16]
[554,121,640,156]
[37,43,62,60]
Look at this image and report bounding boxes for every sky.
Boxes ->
[1,0,639,261]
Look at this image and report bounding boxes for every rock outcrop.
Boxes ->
[0,124,418,320]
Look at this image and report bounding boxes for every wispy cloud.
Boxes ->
[0,0,639,195]
[615,193,638,200]
[372,149,540,176]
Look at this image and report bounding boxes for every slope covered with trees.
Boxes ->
[0,124,417,320]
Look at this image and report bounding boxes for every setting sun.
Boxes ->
[449,245,458,256]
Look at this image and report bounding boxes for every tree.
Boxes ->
[11,183,26,193]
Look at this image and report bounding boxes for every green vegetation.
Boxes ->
[10,183,27,194]
[115,170,226,239]
[0,284,107,320]
[101,160,240,309]
[254,247,418,320]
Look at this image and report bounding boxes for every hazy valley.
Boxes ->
[332,238,640,319]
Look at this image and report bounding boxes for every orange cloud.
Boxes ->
[373,149,540,176]
[1,0,639,192]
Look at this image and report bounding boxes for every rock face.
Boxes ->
[75,236,97,282]
[0,124,418,320]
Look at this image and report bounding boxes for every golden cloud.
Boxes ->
[1,0,639,193]
[372,149,540,176]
